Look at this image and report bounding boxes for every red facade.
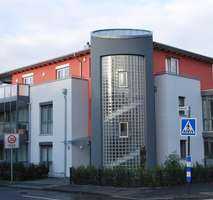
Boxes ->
[5,46,213,138]
[153,50,213,90]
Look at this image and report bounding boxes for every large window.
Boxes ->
[40,103,53,135]
[166,57,179,75]
[56,67,69,80]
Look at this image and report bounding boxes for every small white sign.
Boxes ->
[4,134,19,149]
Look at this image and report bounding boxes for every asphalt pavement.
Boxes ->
[2,178,213,199]
[0,186,120,200]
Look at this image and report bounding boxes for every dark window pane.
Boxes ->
[40,103,53,135]
[180,140,186,159]
[179,96,185,107]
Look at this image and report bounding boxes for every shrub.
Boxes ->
[70,154,213,187]
[0,162,49,181]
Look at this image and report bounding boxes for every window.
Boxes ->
[119,122,128,138]
[202,97,213,131]
[204,140,213,158]
[180,140,186,159]
[56,67,69,80]
[0,145,4,160]
[40,103,53,135]
[178,96,185,107]
[178,96,186,116]
[23,76,33,85]
[166,57,179,75]
[118,71,128,87]
[40,143,53,175]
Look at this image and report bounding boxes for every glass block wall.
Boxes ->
[101,55,146,168]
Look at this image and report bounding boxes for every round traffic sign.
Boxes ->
[8,135,16,144]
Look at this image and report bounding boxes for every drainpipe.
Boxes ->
[62,88,68,177]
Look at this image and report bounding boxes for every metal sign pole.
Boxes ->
[10,147,13,183]
[188,106,191,156]
[187,106,191,194]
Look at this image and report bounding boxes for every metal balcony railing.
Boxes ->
[0,121,28,139]
[0,84,29,99]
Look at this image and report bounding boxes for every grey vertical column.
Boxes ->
[91,29,156,168]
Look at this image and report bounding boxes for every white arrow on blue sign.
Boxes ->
[180,118,197,136]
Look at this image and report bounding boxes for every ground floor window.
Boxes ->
[204,139,213,158]
[180,140,186,159]
[40,143,53,175]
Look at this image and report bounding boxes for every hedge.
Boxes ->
[71,154,213,187]
[0,162,49,181]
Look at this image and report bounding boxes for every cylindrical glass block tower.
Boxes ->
[91,29,156,168]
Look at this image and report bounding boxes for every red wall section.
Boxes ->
[12,54,90,84]
[153,50,213,90]
[11,53,91,137]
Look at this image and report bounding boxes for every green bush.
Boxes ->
[71,154,213,187]
[0,162,49,181]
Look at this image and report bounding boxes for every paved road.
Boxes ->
[0,187,119,200]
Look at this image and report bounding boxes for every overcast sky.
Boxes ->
[0,0,212,73]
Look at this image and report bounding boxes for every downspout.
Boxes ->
[62,88,68,177]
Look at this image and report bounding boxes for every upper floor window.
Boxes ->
[203,97,213,131]
[56,64,70,80]
[166,57,179,75]
[40,103,53,135]
[118,71,128,88]
[179,96,185,107]
[22,73,34,85]
[178,96,186,116]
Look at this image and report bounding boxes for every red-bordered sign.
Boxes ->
[7,134,17,144]
[4,134,19,149]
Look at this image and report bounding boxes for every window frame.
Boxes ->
[40,102,53,136]
[23,76,33,85]
[166,57,179,75]
[118,71,128,88]
[119,122,128,138]
[56,66,70,80]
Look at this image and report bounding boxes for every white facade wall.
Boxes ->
[29,78,89,177]
[155,74,204,165]
[30,78,72,177]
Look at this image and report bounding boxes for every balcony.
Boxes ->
[0,121,28,144]
[0,84,29,103]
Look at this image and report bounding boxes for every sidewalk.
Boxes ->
[1,178,213,199]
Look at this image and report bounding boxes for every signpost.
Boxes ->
[4,134,19,183]
[180,106,197,186]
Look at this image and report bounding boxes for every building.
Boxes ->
[0,29,212,176]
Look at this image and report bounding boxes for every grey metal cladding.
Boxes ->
[91,29,156,168]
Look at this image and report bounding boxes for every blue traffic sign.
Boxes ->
[180,118,197,136]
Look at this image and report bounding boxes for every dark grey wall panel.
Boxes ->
[91,29,156,168]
